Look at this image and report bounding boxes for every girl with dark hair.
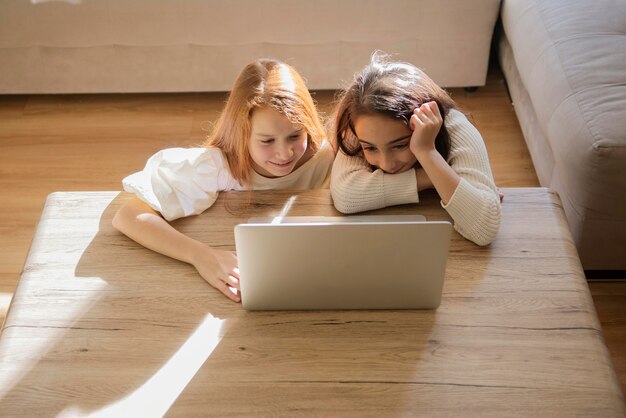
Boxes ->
[331,52,501,245]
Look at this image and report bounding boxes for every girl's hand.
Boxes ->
[409,101,443,157]
[192,245,241,302]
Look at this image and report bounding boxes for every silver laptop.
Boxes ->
[234,215,452,310]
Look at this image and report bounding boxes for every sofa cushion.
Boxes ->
[0,0,501,93]
[501,0,626,269]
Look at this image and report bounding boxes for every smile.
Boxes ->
[269,159,294,168]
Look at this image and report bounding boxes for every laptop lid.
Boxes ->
[234,219,452,310]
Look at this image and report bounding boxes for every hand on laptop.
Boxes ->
[192,246,241,302]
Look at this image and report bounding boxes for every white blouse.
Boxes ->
[123,141,334,221]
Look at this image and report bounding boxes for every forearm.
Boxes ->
[415,168,433,192]
[411,109,501,245]
[331,152,418,213]
[112,199,206,265]
[415,149,460,204]
[331,169,419,213]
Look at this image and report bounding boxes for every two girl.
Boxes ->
[114,54,501,303]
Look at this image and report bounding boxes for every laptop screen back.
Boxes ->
[235,219,451,310]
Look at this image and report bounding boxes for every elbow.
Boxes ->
[330,188,359,215]
[477,209,502,246]
[111,206,129,233]
[463,222,500,246]
[458,199,502,246]
[329,171,364,215]
[331,197,354,215]
[111,199,155,234]
[336,205,357,215]
[472,228,499,246]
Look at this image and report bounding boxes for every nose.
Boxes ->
[276,142,294,161]
[378,153,399,174]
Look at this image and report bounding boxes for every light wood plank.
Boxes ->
[590,281,626,395]
[0,189,623,417]
[1,62,623,402]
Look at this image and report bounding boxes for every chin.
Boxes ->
[266,165,293,177]
[382,166,411,175]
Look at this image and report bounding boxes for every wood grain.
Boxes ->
[1,61,624,402]
[0,189,623,417]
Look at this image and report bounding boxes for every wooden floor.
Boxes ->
[1,63,624,395]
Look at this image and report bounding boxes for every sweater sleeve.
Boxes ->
[442,110,501,246]
[330,150,419,214]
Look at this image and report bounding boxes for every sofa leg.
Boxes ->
[464,86,479,93]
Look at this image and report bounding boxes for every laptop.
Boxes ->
[234,215,452,310]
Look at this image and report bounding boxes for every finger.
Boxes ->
[409,115,415,130]
[215,280,241,302]
[414,108,433,124]
[421,103,439,121]
[231,266,241,280]
[223,273,240,289]
[420,102,442,125]
[421,102,435,112]
[416,112,433,125]
[410,114,424,129]
[428,101,441,119]
[224,286,241,302]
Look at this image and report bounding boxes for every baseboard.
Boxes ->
[585,270,626,281]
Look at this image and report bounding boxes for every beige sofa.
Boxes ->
[498,0,626,270]
[0,0,500,93]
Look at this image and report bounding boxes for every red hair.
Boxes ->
[205,59,326,186]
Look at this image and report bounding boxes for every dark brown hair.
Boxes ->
[334,52,457,163]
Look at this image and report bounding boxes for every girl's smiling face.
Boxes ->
[353,113,417,174]
[249,106,309,178]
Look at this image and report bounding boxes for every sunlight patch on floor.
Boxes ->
[58,313,224,418]
[0,279,106,400]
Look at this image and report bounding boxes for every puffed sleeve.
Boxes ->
[122,148,241,221]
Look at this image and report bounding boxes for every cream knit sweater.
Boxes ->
[330,109,501,246]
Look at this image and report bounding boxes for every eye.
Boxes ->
[362,146,377,153]
[289,131,305,141]
[261,138,274,144]
[393,143,409,150]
